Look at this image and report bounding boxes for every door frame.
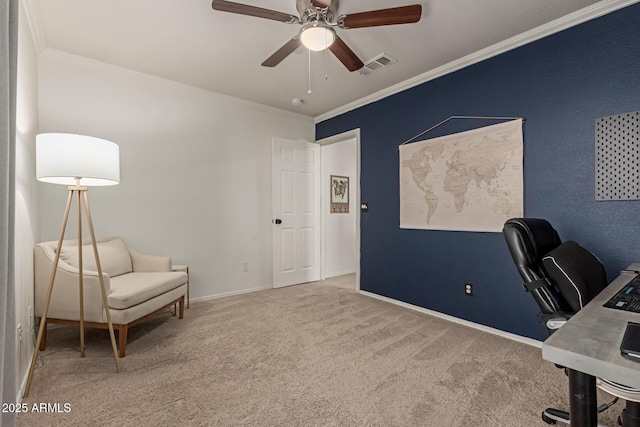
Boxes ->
[317,129,361,291]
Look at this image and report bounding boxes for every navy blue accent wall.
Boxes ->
[316,5,640,340]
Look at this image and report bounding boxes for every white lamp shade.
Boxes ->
[36,133,120,186]
[300,23,335,51]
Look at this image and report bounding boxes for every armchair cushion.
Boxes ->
[129,248,171,272]
[108,272,187,309]
[59,238,133,277]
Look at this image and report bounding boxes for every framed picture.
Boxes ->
[330,175,349,213]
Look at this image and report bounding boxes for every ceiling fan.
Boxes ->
[211,0,422,72]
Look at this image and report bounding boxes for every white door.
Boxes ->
[272,137,321,288]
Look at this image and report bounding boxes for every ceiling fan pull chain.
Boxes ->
[324,34,329,80]
[308,49,312,94]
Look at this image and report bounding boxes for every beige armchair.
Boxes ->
[35,237,188,357]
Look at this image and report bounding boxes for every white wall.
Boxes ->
[14,0,40,399]
[37,49,315,300]
[322,138,357,278]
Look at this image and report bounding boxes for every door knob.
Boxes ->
[273,219,282,225]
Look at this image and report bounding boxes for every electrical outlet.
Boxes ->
[242,262,249,272]
[464,283,473,296]
[28,305,33,329]
[17,324,22,343]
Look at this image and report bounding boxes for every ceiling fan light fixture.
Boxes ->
[300,22,335,51]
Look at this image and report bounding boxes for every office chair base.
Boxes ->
[542,407,569,424]
[541,398,619,426]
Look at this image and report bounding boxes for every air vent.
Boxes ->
[376,56,392,66]
[359,53,397,76]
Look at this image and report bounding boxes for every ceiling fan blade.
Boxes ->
[339,4,422,29]
[261,36,302,67]
[211,0,299,24]
[328,36,364,72]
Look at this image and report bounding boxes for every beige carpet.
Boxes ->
[18,275,624,426]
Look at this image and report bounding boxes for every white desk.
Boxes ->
[542,263,640,426]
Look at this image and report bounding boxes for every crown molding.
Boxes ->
[314,0,640,124]
[20,0,47,53]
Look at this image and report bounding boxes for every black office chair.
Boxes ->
[502,218,640,426]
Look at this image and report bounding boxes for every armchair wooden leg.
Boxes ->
[179,296,184,319]
[38,318,47,351]
[118,325,128,358]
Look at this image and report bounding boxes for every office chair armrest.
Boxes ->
[539,312,573,330]
[546,318,568,330]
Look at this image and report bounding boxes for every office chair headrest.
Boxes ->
[502,218,562,282]
[542,241,607,312]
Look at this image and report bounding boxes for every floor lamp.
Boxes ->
[24,133,121,398]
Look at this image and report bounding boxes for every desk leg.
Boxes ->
[568,369,598,427]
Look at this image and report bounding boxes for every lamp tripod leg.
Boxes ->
[82,191,121,372]
[23,189,74,398]
[76,190,85,357]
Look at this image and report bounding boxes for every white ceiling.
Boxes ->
[27,0,628,119]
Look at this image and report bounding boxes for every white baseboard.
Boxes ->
[325,270,356,279]
[359,290,542,349]
[190,285,273,304]
[16,368,29,404]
